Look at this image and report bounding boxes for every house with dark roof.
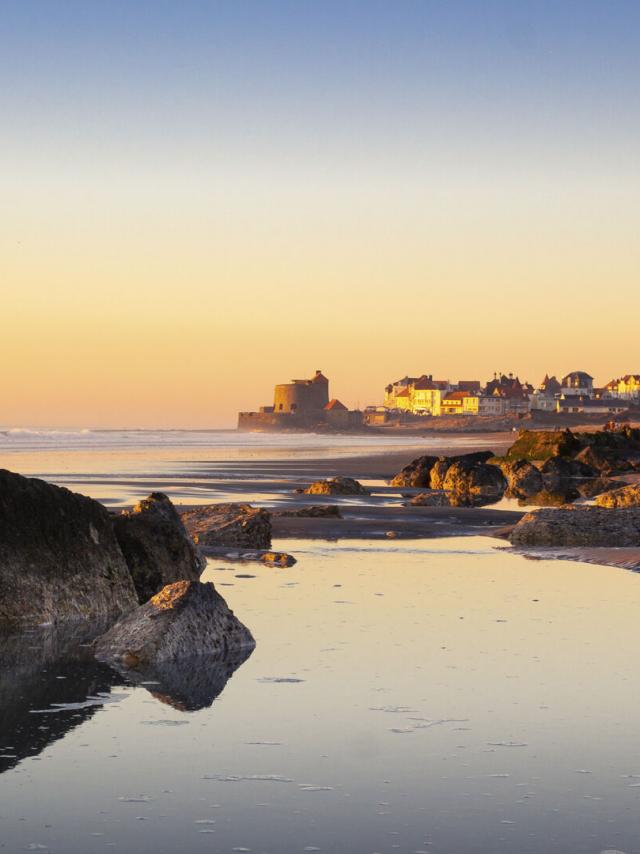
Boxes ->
[561,371,594,396]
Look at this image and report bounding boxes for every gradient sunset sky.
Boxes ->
[2,1,638,427]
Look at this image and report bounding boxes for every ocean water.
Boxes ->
[0,428,501,507]
[2,537,640,854]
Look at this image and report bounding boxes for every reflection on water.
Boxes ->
[0,622,252,776]
[3,537,640,852]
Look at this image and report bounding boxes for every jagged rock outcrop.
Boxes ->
[390,455,439,488]
[181,503,272,549]
[510,506,640,546]
[499,459,544,499]
[540,457,597,490]
[113,493,206,604]
[304,476,369,496]
[0,469,138,627]
[441,460,507,507]
[429,459,453,490]
[505,427,640,472]
[595,483,640,508]
[94,580,255,666]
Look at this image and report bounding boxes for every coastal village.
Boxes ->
[238,369,640,430]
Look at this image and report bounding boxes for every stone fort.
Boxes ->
[238,370,363,431]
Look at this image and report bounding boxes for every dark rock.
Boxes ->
[393,451,494,489]
[519,489,579,507]
[441,460,507,507]
[505,429,580,461]
[574,445,618,475]
[577,477,629,499]
[273,505,342,518]
[595,483,640,508]
[0,469,137,628]
[540,457,597,490]
[408,491,450,507]
[429,452,495,490]
[500,459,544,499]
[510,506,640,546]
[94,580,255,666]
[390,455,439,488]
[304,477,369,496]
[114,493,206,604]
[181,503,272,549]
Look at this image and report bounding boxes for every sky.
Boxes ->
[1,0,639,427]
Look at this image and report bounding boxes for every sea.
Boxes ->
[1,428,639,854]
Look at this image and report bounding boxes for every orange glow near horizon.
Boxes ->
[2,5,639,428]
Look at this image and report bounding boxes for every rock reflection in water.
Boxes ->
[0,622,253,773]
[0,622,117,774]
[110,647,254,712]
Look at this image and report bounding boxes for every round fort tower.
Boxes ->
[273,370,329,413]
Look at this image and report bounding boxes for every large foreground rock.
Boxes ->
[114,493,206,603]
[181,503,272,549]
[510,506,640,546]
[595,483,640,508]
[94,580,255,666]
[0,469,138,627]
[304,476,369,496]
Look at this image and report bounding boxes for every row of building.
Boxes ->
[238,369,640,431]
[374,371,640,419]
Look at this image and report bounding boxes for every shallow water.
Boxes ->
[3,536,640,853]
[0,428,502,507]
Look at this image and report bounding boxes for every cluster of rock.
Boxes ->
[505,427,640,474]
[393,427,640,513]
[180,503,272,549]
[502,429,640,547]
[303,477,369,496]
[394,451,507,507]
[0,470,255,668]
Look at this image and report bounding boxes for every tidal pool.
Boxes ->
[2,536,640,854]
